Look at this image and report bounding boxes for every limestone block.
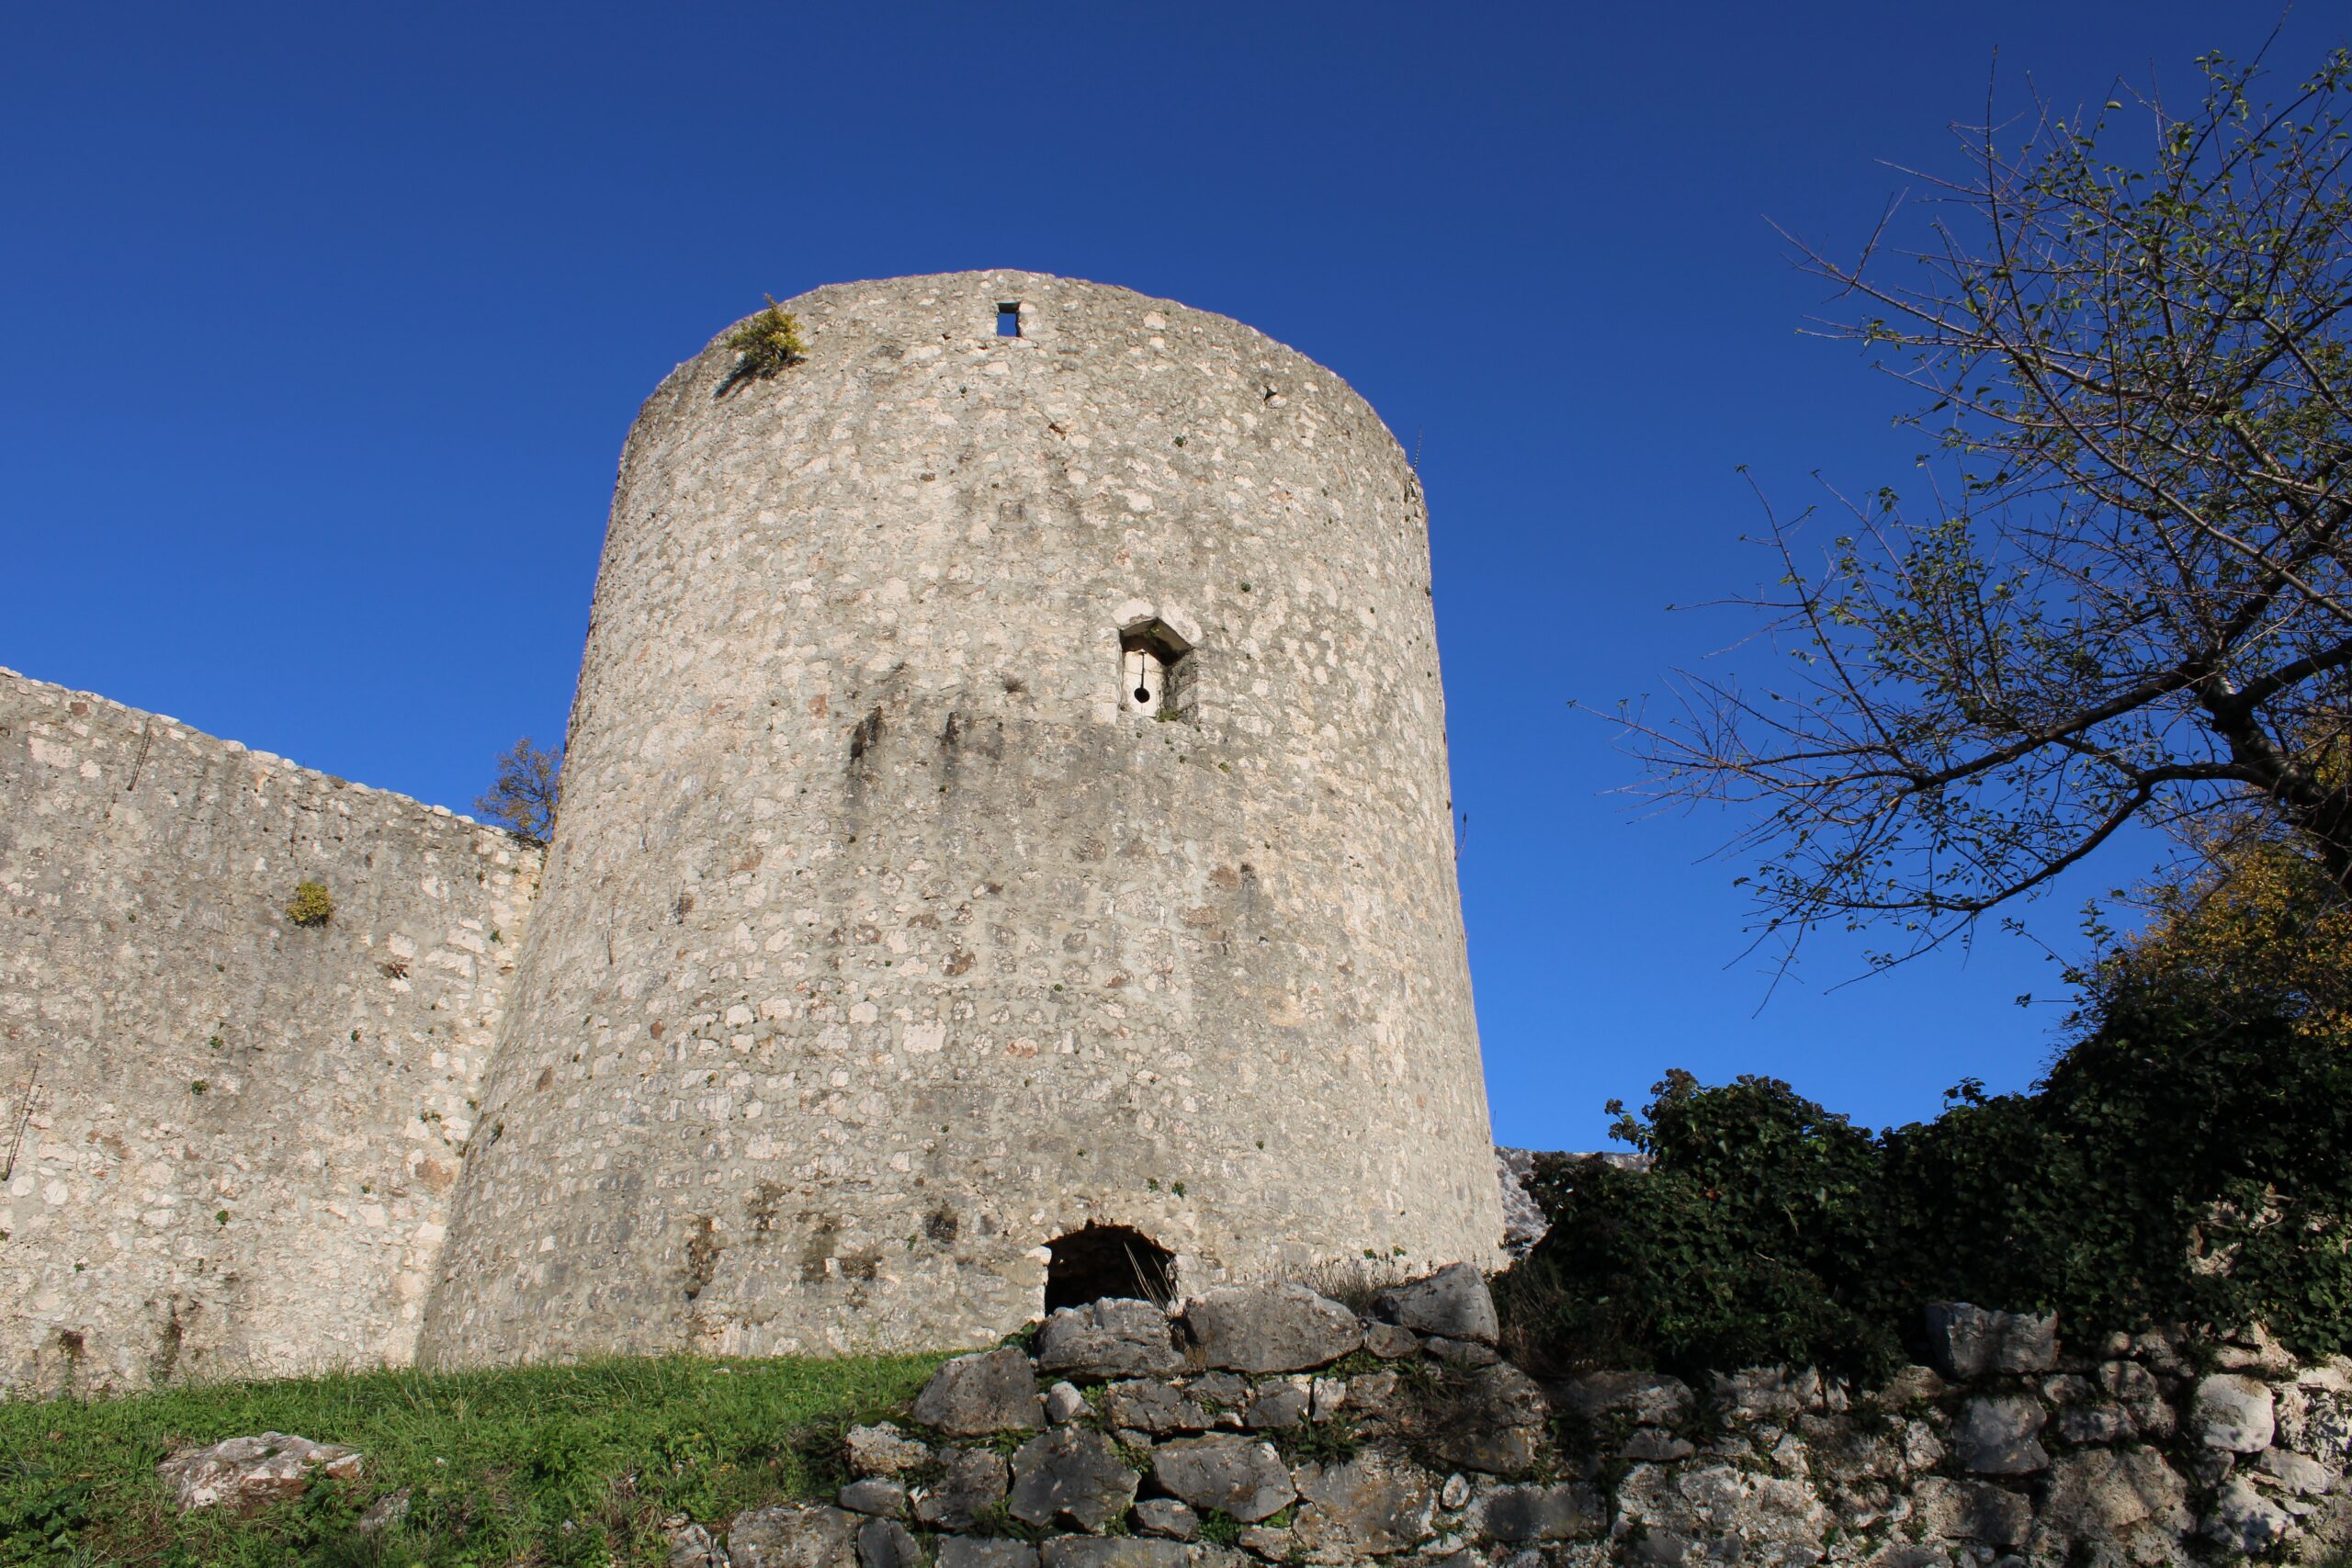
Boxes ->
[1008,1428,1139,1533]
[728,1505,860,1568]
[1372,1263,1498,1345]
[837,1479,905,1517]
[155,1433,363,1511]
[914,1348,1042,1437]
[846,1424,933,1478]
[2195,1373,2277,1452]
[2037,1450,2190,1542]
[1951,1395,2048,1475]
[912,1449,1012,1529]
[1909,1477,2031,1547]
[1472,1483,1605,1544]
[937,1540,1038,1568]
[1920,1302,2057,1379]
[1038,1302,1184,1382]
[1148,1435,1295,1523]
[2208,1476,2295,1554]
[1558,1370,1695,1427]
[1134,1498,1199,1540]
[1289,1452,1438,1558]
[1182,1283,1360,1373]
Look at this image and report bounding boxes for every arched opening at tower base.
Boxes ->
[1044,1224,1176,1313]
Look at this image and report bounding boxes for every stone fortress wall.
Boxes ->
[0,668,542,1394]
[417,271,1502,1367]
[0,270,1503,1393]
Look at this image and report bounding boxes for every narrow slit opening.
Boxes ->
[997,303,1022,338]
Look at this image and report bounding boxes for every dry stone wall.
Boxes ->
[0,668,542,1393]
[419,270,1501,1368]
[652,1275,2352,1568]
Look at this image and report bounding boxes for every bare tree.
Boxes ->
[1620,45,2352,973]
[476,736,562,843]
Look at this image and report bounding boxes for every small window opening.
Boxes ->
[997,302,1022,338]
[1119,617,1194,722]
[1045,1223,1175,1312]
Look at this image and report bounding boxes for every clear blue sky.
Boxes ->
[6,3,2337,1148]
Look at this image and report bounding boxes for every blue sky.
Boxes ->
[5,3,2337,1148]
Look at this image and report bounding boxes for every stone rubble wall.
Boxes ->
[659,1272,2352,1568]
[0,667,543,1394]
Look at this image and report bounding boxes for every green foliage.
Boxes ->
[283,880,334,927]
[0,1350,942,1566]
[1498,1073,1904,1381]
[1195,1509,1245,1548]
[1501,959,2352,1378]
[725,297,808,378]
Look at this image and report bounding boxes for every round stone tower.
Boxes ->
[417,270,1500,1364]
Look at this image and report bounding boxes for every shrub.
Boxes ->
[725,297,808,378]
[1499,1074,1904,1380]
[284,880,334,927]
[1501,908,2352,1376]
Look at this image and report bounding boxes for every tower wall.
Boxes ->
[418,272,1499,1363]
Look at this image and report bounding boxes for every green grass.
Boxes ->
[0,1351,947,1567]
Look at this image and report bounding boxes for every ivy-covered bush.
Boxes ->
[1498,942,2352,1379]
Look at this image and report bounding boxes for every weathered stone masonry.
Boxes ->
[0,668,541,1394]
[0,271,1504,1389]
[418,270,1502,1367]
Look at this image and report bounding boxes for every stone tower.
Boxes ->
[416,271,1499,1364]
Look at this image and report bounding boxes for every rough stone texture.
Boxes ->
[1474,1483,1604,1544]
[1184,1283,1361,1372]
[1149,1434,1295,1522]
[1493,1148,1549,1254]
[837,1478,905,1517]
[911,1448,1010,1529]
[1911,1476,2032,1547]
[490,1286,2352,1568]
[938,1541,1038,1568]
[1134,1498,1199,1540]
[729,1505,860,1568]
[1038,1542,1205,1568]
[2036,1450,2190,1547]
[1614,1463,1828,1564]
[846,1423,931,1478]
[1291,1453,1437,1559]
[1558,1371,1695,1427]
[1370,1262,1497,1345]
[915,1346,1043,1435]
[2209,1476,2294,1554]
[857,1516,922,1568]
[1106,1379,1212,1434]
[1417,1363,1547,1477]
[0,668,543,1393]
[665,1517,728,1568]
[413,272,1502,1365]
[1952,1394,2049,1475]
[155,1432,363,1511]
[1038,1300,1184,1380]
[1046,1382,1089,1424]
[1243,1381,1310,1428]
[2195,1372,2278,1453]
[1921,1302,2057,1380]
[1009,1427,1140,1532]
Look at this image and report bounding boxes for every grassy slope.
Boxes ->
[0,1351,947,1568]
